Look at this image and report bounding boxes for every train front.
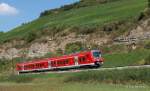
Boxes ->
[92,50,104,67]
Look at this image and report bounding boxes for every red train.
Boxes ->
[16,50,104,74]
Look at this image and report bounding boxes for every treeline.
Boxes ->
[40,0,121,17]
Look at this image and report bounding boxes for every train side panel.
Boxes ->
[16,50,104,73]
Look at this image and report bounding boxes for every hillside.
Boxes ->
[0,0,149,59]
[0,0,147,43]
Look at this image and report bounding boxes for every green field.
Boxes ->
[0,0,147,42]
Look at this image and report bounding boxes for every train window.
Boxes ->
[36,64,39,68]
[79,57,86,62]
[17,66,22,70]
[51,61,54,65]
[51,61,56,65]
[57,61,61,65]
[64,59,69,64]
[53,62,56,65]
[59,61,61,64]
[66,60,69,64]
[86,54,89,58]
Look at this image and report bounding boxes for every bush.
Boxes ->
[0,75,34,83]
[145,42,150,49]
[7,75,34,83]
[0,59,11,72]
[101,44,127,54]
[65,42,83,54]
[25,32,37,43]
[145,54,150,65]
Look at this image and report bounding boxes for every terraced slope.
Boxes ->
[0,0,147,42]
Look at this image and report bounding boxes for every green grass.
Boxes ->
[0,0,147,42]
[103,49,150,67]
[0,49,150,90]
[0,68,150,91]
[0,83,149,91]
[65,68,150,84]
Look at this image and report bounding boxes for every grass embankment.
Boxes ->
[0,83,149,91]
[103,49,150,67]
[65,68,150,84]
[0,68,150,91]
[0,0,147,43]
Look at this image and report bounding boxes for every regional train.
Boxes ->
[16,50,104,74]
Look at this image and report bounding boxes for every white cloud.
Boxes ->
[0,3,19,15]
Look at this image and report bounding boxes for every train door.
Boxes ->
[48,61,51,69]
[74,56,78,66]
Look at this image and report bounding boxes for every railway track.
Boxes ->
[25,65,150,75]
[54,65,150,73]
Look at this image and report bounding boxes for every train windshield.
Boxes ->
[93,51,101,57]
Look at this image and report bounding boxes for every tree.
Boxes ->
[148,0,150,8]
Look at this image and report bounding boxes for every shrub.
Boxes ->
[65,42,83,54]
[77,27,95,35]
[0,59,11,72]
[144,42,150,49]
[145,54,150,65]
[25,32,37,43]
[56,48,64,56]
[0,75,35,83]
[101,44,127,54]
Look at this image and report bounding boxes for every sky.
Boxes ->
[0,0,79,32]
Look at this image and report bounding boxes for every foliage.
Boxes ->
[43,51,63,58]
[0,75,34,83]
[56,48,64,56]
[148,0,150,8]
[144,41,150,49]
[101,44,127,54]
[65,42,83,54]
[25,32,37,43]
[144,54,150,65]
[0,57,28,73]
[0,59,11,72]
